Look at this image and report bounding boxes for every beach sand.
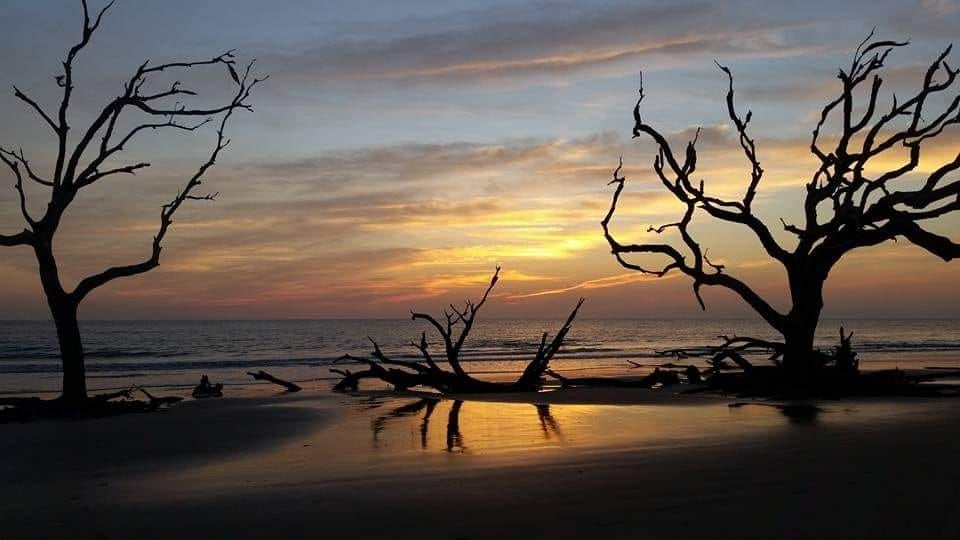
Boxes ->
[2,388,959,539]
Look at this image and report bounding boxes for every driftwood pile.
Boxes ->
[333,267,584,394]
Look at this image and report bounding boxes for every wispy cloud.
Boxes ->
[506,272,675,299]
[264,1,829,88]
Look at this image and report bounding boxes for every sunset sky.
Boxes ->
[0,0,958,320]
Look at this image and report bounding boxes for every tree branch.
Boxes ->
[0,151,37,227]
[604,138,787,330]
[0,230,34,247]
[70,64,263,301]
[11,87,59,134]
[64,52,259,189]
[801,37,960,268]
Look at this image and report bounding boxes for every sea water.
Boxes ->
[1,319,958,396]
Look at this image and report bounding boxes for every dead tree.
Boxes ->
[604,32,959,385]
[0,1,262,406]
[333,267,584,393]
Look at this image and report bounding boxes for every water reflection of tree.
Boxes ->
[370,398,562,452]
[536,403,563,440]
[370,398,439,449]
[445,400,465,452]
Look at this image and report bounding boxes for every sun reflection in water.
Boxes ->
[369,398,567,453]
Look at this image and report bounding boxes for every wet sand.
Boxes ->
[2,388,959,539]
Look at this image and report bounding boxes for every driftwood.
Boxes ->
[333,267,584,394]
[137,388,184,410]
[247,370,302,392]
[546,367,681,388]
[0,387,165,423]
[627,360,687,369]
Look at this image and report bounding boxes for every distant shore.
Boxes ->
[3,388,959,539]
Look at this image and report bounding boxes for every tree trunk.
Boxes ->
[781,269,826,385]
[35,239,88,405]
[51,300,87,404]
[781,325,817,383]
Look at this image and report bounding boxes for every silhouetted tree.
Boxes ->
[0,1,262,405]
[333,267,584,393]
[604,33,959,384]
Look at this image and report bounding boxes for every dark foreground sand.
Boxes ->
[2,388,959,539]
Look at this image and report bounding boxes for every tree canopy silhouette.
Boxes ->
[0,0,262,406]
[604,33,959,385]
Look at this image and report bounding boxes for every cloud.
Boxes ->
[262,1,828,89]
[4,75,959,319]
[890,0,960,36]
[506,272,674,299]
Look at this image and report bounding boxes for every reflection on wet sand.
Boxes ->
[371,398,564,452]
[126,393,894,505]
[371,397,439,449]
[536,403,562,440]
[728,401,822,425]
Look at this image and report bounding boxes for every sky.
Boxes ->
[0,0,958,320]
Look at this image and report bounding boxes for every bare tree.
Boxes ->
[604,33,959,384]
[333,267,584,393]
[0,1,262,405]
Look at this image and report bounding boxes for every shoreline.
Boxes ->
[3,389,960,538]
[4,348,959,400]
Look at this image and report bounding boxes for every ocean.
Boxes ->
[1,318,958,396]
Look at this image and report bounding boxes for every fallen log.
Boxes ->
[545,367,681,388]
[247,370,302,392]
[0,388,155,422]
[137,388,184,410]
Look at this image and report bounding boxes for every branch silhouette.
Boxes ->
[334,267,584,393]
[0,0,262,404]
[605,33,960,381]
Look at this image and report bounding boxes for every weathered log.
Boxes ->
[0,388,159,423]
[627,360,686,369]
[137,388,184,410]
[89,388,135,403]
[331,368,369,392]
[545,367,681,388]
[247,370,302,392]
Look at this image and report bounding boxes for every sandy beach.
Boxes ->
[3,388,959,539]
